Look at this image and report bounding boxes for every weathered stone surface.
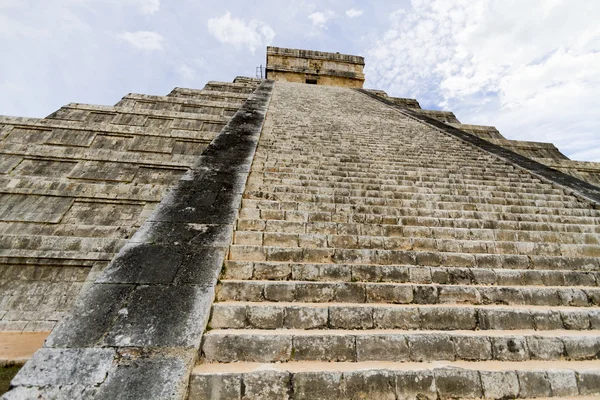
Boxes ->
[94,351,193,400]
[11,348,115,386]
[517,371,552,398]
[103,285,210,347]
[293,371,343,400]
[480,370,519,399]
[396,370,436,400]
[356,334,409,362]
[3,79,271,398]
[46,283,135,348]
[242,370,290,400]
[188,373,241,400]
[293,334,355,361]
[343,370,396,400]
[434,368,482,400]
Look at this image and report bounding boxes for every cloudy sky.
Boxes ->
[1,0,599,161]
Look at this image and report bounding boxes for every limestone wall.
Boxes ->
[0,80,258,332]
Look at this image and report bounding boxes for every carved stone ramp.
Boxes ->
[1,80,274,399]
[191,81,600,399]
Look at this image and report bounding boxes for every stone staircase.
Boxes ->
[190,82,600,399]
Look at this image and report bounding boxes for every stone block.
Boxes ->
[366,284,413,304]
[412,285,437,304]
[202,334,291,363]
[480,371,519,399]
[453,336,492,361]
[409,335,455,361]
[209,304,247,329]
[334,283,366,303]
[264,282,295,302]
[373,307,420,329]
[561,310,590,330]
[283,306,328,329]
[491,336,529,361]
[577,369,600,395]
[563,336,600,359]
[531,309,564,330]
[343,370,396,400]
[438,286,481,304]
[434,368,482,399]
[356,334,410,362]
[330,306,373,329]
[395,370,436,400]
[547,370,579,397]
[188,373,241,400]
[527,336,565,360]
[217,281,262,302]
[478,309,534,330]
[517,371,552,398]
[293,334,355,361]
[292,371,343,400]
[420,307,476,330]
[242,370,290,400]
[247,306,284,329]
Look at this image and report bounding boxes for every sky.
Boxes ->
[1,0,599,161]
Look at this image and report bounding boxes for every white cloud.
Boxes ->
[0,14,49,38]
[207,12,275,54]
[176,63,196,80]
[308,10,335,29]
[133,0,160,14]
[118,31,165,50]
[346,8,363,18]
[366,0,600,161]
[118,0,159,14]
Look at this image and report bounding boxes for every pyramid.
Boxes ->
[2,47,600,399]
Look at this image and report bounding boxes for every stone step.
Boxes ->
[115,94,240,116]
[244,189,592,214]
[251,170,561,192]
[189,359,600,400]
[47,104,228,130]
[257,153,531,169]
[252,173,560,194]
[253,166,554,186]
[119,92,243,110]
[248,176,568,198]
[254,157,542,174]
[167,87,248,102]
[228,245,600,271]
[216,280,600,307]
[239,200,600,226]
[223,261,600,287]
[246,182,579,205]
[236,218,600,237]
[0,234,125,254]
[204,81,257,94]
[209,302,600,331]
[0,222,136,238]
[254,166,551,186]
[231,231,600,257]
[255,162,538,179]
[201,329,600,363]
